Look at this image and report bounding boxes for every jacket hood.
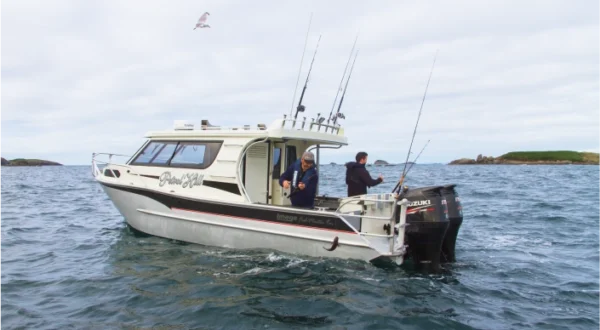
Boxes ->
[345,161,364,169]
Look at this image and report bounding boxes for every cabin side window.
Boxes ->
[131,141,177,165]
[272,147,281,179]
[169,142,222,169]
[130,141,222,169]
[152,143,178,164]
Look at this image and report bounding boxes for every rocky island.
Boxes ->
[1,157,62,166]
[449,151,599,165]
[373,160,389,165]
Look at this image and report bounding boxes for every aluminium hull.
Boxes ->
[100,183,403,264]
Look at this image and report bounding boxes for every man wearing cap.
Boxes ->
[279,151,318,208]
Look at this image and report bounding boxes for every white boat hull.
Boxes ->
[101,184,402,264]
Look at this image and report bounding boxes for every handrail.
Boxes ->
[392,198,409,254]
[92,152,135,178]
[92,152,153,191]
[333,194,409,257]
[335,193,399,221]
[235,137,269,203]
[278,117,342,135]
[93,152,131,158]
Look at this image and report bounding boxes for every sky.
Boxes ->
[2,0,599,165]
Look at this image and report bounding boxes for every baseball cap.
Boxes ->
[302,151,315,163]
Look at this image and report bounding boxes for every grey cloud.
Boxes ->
[2,0,598,164]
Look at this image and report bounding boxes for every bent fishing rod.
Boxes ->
[392,50,438,194]
[294,34,322,122]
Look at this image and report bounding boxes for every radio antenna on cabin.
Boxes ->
[290,13,313,117]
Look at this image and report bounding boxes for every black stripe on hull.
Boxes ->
[100,182,355,233]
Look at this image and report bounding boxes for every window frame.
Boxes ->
[149,142,179,165]
[285,145,297,169]
[130,141,178,167]
[272,146,282,179]
[169,141,222,169]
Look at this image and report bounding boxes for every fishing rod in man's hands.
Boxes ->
[286,174,318,199]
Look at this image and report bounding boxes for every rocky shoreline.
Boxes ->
[449,154,598,165]
[1,157,62,166]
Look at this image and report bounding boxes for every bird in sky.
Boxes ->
[194,12,210,29]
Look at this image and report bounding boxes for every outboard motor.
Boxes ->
[440,184,463,263]
[396,186,449,272]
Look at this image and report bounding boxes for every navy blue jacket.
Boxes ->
[279,159,318,208]
[345,161,382,197]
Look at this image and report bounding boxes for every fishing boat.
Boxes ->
[92,116,411,265]
[91,27,464,270]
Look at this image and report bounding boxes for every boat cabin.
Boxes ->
[116,115,348,210]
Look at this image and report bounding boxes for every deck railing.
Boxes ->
[279,116,342,135]
[334,193,409,256]
[91,153,135,178]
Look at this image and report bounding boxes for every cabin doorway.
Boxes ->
[269,143,298,206]
[270,143,284,205]
[243,142,269,203]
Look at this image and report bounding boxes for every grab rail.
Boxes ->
[91,153,134,178]
[278,117,342,135]
[335,193,398,221]
[334,193,409,256]
[235,137,269,203]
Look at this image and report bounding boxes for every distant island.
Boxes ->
[449,151,599,165]
[1,157,62,166]
[371,160,416,166]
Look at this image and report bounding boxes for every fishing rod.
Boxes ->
[290,13,313,117]
[294,34,322,123]
[285,173,318,199]
[392,50,439,194]
[326,33,359,130]
[403,139,430,177]
[331,49,359,129]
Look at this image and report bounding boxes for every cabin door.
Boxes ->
[244,142,269,204]
[270,143,286,206]
[270,143,297,206]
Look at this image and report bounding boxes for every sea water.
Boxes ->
[2,164,598,329]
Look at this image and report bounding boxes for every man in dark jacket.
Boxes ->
[345,151,383,197]
[279,151,318,208]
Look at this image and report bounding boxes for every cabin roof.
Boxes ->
[144,118,349,145]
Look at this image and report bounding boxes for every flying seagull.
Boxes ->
[194,12,210,29]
